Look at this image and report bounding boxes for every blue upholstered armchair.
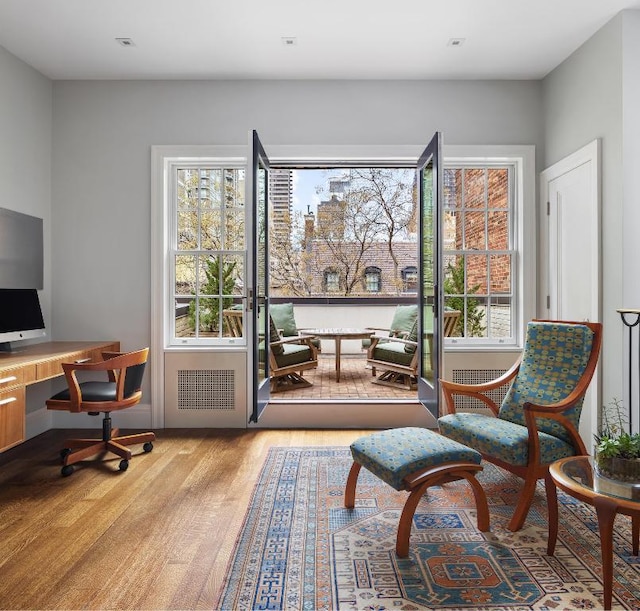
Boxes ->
[438,320,602,531]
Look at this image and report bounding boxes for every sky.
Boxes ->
[291,169,347,215]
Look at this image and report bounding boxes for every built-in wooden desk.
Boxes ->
[0,340,120,452]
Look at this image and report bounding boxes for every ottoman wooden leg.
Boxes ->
[344,462,362,509]
[397,462,489,558]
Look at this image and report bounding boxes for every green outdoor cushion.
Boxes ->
[404,319,418,354]
[362,305,418,349]
[270,303,298,337]
[372,341,415,367]
[390,305,418,334]
[274,343,314,368]
[269,316,284,355]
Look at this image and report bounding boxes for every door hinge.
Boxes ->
[547,201,550,215]
[546,295,550,310]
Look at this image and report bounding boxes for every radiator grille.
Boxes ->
[177,369,235,410]
[451,369,509,412]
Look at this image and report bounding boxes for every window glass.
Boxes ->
[171,165,246,344]
[443,165,515,343]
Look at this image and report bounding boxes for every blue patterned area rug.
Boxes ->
[215,447,640,610]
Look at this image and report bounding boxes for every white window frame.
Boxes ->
[443,145,535,351]
[168,161,247,347]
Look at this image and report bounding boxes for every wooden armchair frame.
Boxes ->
[440,320,602,531]
[269,334,319,393]
[366,335,419,390]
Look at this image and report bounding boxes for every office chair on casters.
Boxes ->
[46,347,154,477]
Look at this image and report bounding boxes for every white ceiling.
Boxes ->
[1,0,639,81]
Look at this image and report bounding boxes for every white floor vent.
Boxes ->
[451,369,508,412]
[177,369,235,410]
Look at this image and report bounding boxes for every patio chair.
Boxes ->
[438,319,602,531]
[362,304,418,350]
[270,302,321,352]
[268,314,319,392]
[366,318,419,389]
[222,306,244,338]
[366,307,461,389]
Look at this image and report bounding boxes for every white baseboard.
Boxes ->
[25,402,153,437]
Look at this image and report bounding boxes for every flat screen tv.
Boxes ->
[0,289,46,352]
[0,207,43,289]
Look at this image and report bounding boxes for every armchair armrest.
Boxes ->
[440,358,521,416]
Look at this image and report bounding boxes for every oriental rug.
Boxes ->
[216,447,640,610]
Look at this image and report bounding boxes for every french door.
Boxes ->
[250,132,443,423]
[250,131,271,422]
[417,132,443,417]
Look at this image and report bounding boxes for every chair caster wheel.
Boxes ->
[119,459,129,471]
[61,465,74,477]
[143,442,153,453]
[60,448,71,461]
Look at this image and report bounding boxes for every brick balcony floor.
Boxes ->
[272,354,417,400]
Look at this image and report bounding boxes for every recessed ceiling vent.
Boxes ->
[116,38,136,47]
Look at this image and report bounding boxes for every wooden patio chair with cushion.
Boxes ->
[366,318,419,389]
[438,319,602,531]
[366,308,461,389]
[362,304,418,350]
[270,302,321,352]
[268,314,319,393]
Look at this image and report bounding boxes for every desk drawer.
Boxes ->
[0,386,25,452]
[0,367,25,391]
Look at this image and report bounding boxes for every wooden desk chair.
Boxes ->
[46,348,154,476]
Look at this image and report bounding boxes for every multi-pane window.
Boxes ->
[443,165,515,343]
[364,266,381,293]
[324,270,340,293]
[171,165,246,344]
[401,266,418,292]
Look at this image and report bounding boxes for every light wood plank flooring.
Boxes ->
[0,428,373,610]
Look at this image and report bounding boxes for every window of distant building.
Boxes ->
[364,266,381,293]
[324,269,340,293]
[401,266,418,292]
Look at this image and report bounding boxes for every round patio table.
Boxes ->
[304,328,373,382]
[548,455,640,610]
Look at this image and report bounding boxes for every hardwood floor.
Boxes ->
[0,428,372,610]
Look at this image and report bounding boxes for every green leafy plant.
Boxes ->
[188,257,237,332]
[594,398,640,460]
[443,257,485,337]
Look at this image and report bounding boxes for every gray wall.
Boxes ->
[543,10,640,410]
[0,45,52,333]
[51,79,543,355]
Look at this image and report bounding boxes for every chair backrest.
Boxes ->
[222,306,243,337]
[123,361,147,398]
[443,309,461,337]
[498,321,600,443]
[270,303,298,337]
[389,305,418,336]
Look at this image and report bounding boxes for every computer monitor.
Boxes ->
[0,288,46,352]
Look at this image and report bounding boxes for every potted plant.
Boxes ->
[594,398,640,482]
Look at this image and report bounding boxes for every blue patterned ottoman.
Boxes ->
[345,427,490,557]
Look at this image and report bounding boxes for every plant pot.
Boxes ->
[594,454,640,482]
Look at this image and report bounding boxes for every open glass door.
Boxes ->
[417,132,443,418]
[250,130,270,422]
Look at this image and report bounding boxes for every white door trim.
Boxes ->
[539,138,601,447]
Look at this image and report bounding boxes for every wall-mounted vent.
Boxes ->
[451,369,508,412]
[177,369,235,410]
